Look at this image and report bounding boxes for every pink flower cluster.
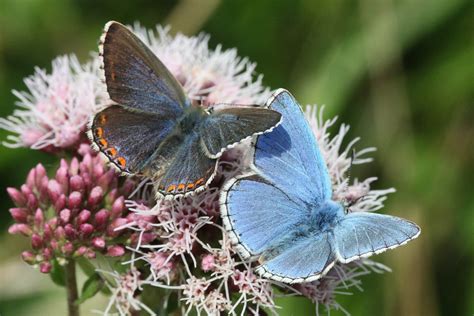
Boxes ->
[1,23,397,315]
[7,144,147,273]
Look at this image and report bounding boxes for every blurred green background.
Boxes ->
[0,0,472,315]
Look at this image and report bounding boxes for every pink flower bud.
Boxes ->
[68,191,82,209]
[54,226,66,239]
[34,208,44,228]
[60,158,68,169]
[107,218,128,237]
[62,242,74,255]
[39,176,49,199]
[69,157,79,175]
[64,224,76,239]
[35,164,47,182]
[21,251,36,264]
[78,144,91,156]
[140,232,156,245]
[26,168,36,188]
[39,262,52,273]
[86,249,96,259]
[9,207,29,223]
[88,186,103,206]
[70,175,84,192]
[20,184,33,197]
[50,240,59,251]
[94,209,110,228]
[74,246,88,257]
[54,194,67,212]
[47,180,62,202]
[7,188,27,206]
[201,254,216,272]
[91,237,106,249]
[97,171,114,190]
[27,193,38,210]
[106,245,125,257]
[42,248,53,260]
[111,196,125,217]
[31,233,43,249]
[80,223,94,237]
[59,209,71,224]
[8,223,32,236]
[77,209,91,225]
[107,188,118,203]
[43,223,53,240]
[55,166,69,192]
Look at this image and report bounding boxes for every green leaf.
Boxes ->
[49,259,66,287]
[76,273,104,305]
[76,257,97,277]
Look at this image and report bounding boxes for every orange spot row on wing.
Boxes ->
[92,117,127,170]
[164,178,206,194]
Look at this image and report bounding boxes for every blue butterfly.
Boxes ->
[88,21,281,199]
[220,89,420,283]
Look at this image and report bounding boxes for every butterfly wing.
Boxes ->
[255,232,336,284]
[152,132,217,198]
[100,21,189,115]
[253,89,332,204]
[88,105,176,174]
[199,106,281,158]
[220,174,307,259]
[333,212,421,263]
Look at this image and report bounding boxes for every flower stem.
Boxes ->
[65,259,80,316]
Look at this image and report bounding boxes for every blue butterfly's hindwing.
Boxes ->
[220,88,421,283]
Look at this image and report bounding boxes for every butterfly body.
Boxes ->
[220,89,420,283]
[88,21,281,199]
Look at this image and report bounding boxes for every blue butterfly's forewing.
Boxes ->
[253,90,332,204]
[333,212,420,263]
[100,21,189,115]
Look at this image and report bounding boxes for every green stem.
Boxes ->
[65,259,80,316]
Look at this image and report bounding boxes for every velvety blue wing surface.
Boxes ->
[255,232,336,283]
[199,106,281,158]
[101,21,188,115]
[253,89,332,205]
[220,175,307,258]
[89,105,175,174]
[333,212,421,263]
